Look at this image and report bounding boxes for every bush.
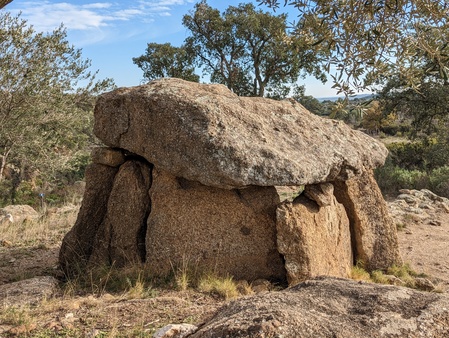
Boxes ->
[429,166,449,197]
[375,158,449,198]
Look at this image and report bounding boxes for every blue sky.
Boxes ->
[4,0,344,98]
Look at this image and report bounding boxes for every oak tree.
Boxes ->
[258,0,449,95]
[183,1,326,97]
[133,43,199,83]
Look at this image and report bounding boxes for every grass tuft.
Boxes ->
[198,274,239,300]
[350,261,434,291]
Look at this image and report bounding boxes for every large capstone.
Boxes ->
[94,78,388,189]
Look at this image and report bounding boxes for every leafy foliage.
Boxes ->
[133,43,199,83]
[183,1,327,97]
[379,75,449,135]
[258,0,449,95]
[0,12,114,204]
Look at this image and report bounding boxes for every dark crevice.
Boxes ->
[137,163,153,263]
[333,181,358,266]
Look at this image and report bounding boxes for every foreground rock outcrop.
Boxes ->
[0,205,39,224]
[190,277,449,338]
[0,276,60,307]
[60,78,401,283]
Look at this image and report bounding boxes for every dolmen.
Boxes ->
[60,78,402,285]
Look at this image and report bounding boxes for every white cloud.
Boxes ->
[82,3,112,9]
[10,1,193,32]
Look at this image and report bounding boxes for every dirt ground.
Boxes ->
[0,210,224,337]
[395,205,449,291]
[0,195,448,337]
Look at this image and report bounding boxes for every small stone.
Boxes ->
[304,183,334,207]
[397,194,418,205]
[153,323,198,338]
[419,203,434,210]
[410,190,425,199]
[384,275,406,286]
[420,189,439,201]
[0,239,12,247]
[414,277,436,291]
[428,220,442,226]
[91,147,126,167]
[405,207,423,214]
[88,329,103,338]
[437,203,449,213]
[8,323,37,335]
[252,279,272,293]
[45,321,62,331]
[101,293,116,301]
[236,280,253,295]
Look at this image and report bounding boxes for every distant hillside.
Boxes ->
[318,93,376,102]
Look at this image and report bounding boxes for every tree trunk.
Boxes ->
[0,149,11,182]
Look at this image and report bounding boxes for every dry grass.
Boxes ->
[197,274,240,300]
[350,261,435,291]
[0,206,225,337]
[350,265,372,281]
[0,206,78,248]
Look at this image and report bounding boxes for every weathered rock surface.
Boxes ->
[0,204,39,224]
[61,79,401,284]
[90,160,152,267]
[389,189,449,291]
[145,168,285,281]
[277,186,352,284]
[91,147,126,167]
[190,277,449,338]
[153,324,198,338]
[94,78,388,189]
[59,163,118,273]
[0,276,60,306]
[389,188,449,222]
[334,170,402,270]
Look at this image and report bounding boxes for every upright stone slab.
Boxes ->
[59,163,118,274]
[333,170,402,270]
[277,184,352,285]
[145,168,286,281]
[89,159,152,267]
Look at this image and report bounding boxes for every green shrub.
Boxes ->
[429,166,449,197]
[375,161,449,198]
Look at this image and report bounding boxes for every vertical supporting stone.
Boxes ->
[145,168,286,281]
[59,163,118,275]
[333,170,402,271]
[89,159,152,268]
[276,184,353,285]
